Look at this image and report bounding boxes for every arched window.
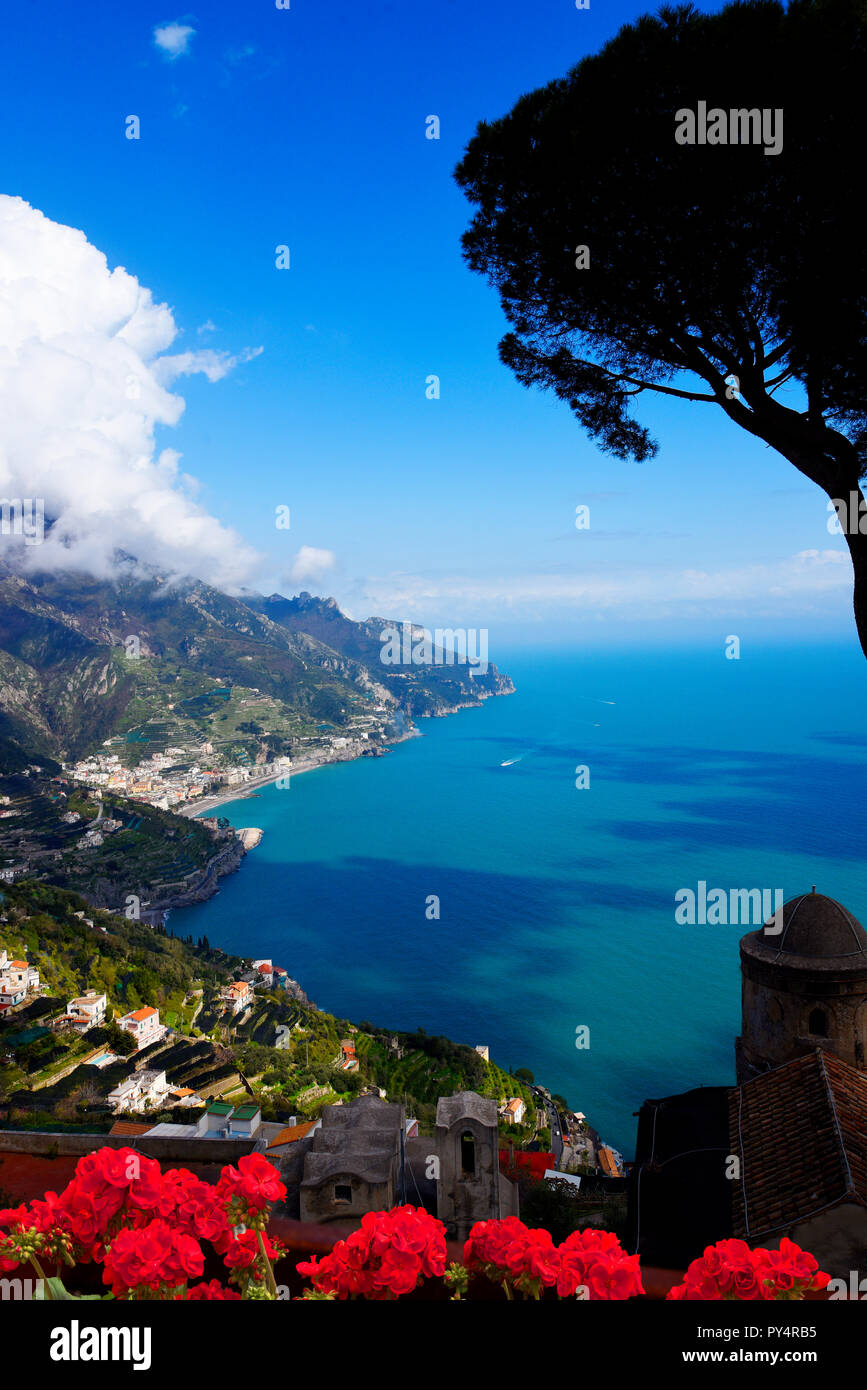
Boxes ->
[809,1007,828,1037]
[460,1131,476,1175]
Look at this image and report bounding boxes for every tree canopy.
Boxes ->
[455,0,867,654]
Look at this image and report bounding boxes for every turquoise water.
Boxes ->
[172,643,867,1153]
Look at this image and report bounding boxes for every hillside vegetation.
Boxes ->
[0,560,512,771]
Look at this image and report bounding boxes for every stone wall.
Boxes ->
[0,1128,256,1164]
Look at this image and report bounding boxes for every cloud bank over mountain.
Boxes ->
[0,195,261,588]
[341,547,853,631]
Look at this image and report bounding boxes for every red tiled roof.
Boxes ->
[266,1121,317,1150]
[597,1147,621,1177]
[728,1049,867,1240]
[125,1007,158,1022]
[109,1120,153,1137]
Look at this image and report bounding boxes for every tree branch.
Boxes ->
[744,307,765,364]
[764,368,795,390]
[617,374,717,403]
[762,337,793,370]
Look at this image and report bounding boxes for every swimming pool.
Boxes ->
[86,1051,118,1068]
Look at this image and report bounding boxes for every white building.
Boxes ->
[227,1101,262,1138]
[4,959,28,987]
[117,1005,163,1049]
[169,1087,203,1108]
[502,1097,527,1126]
[66,991,107,1031]
[253,960,280,989]
[195,1099,262,1139]
[108,1069,169,1114]
[223,980,252,1015]
[1,958,40,998]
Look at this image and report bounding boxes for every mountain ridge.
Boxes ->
[0,557,514,771]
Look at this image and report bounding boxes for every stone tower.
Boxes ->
[435,1091,516,1243]
[736,890,867,1082]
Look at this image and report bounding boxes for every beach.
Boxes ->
[177,757,325,819]
[178,726,424,820]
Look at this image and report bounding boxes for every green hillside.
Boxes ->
[0,772,241,914]
[0,560,513,772]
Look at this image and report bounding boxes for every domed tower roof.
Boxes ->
[741,890,867,972]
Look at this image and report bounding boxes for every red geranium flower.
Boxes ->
[298,1205,446,1300]
[185,1279,242,1301]
[667,1238,830,1301]
[103,1218,205,1298]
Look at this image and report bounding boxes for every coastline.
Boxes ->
[177,725,425,819]
[155,729,428,926]
[154,681,598,1154]
[161,701,507,913]
[177,756,325,819]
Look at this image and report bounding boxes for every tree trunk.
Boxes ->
[748,406,867,662]
[841,489,867,663]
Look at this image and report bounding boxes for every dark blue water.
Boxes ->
[172,643,867,1152]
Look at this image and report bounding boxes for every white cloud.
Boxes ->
[791,548,848,565]
[153,345,263,385]
[344,549,853,626]
[287,546,337,586]
[197,319,217,335]
[0,195,262,589]
[154,22,196,59]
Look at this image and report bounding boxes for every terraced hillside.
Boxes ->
[0,772,242,913]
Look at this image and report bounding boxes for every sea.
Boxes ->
[171,642,867,1154]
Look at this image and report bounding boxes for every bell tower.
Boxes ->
[736,889,867,1082]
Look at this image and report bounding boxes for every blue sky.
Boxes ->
[0,0,856,650]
